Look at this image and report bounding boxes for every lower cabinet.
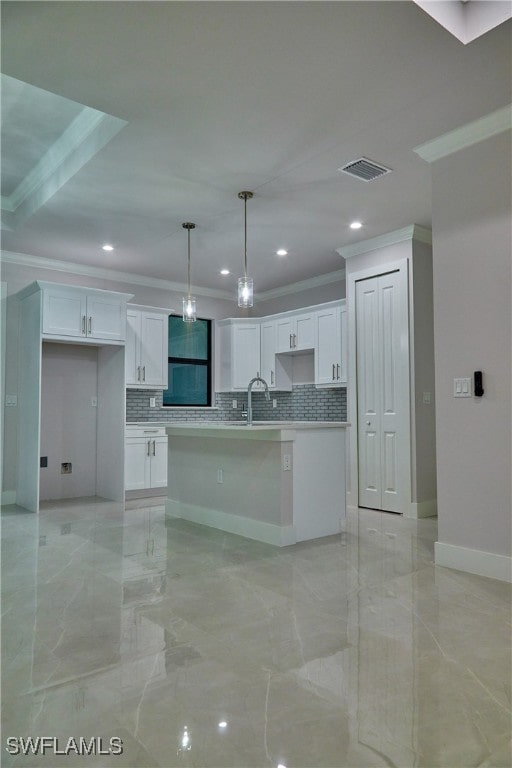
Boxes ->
[125,426,167,491]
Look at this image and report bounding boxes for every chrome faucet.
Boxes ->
[246,376,270,425]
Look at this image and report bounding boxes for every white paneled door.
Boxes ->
[356,269,410,513]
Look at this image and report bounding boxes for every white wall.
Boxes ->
[254,278,345,317]
[431,131,511,569]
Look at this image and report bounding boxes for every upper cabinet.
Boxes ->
[216,300,346,392]
[217,319,261,391]
[275,310,315,353]
[126,306,169,389]
[260,319,292,391]
[315,302,347,387]
[40,282,131,343]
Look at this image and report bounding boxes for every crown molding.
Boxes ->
[0,251,234,301]
[414,105,512,164]
[337,225,432,259]
[0,250,346,302]
[257,268,346,302]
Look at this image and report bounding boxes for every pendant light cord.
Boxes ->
[187,226,191,297]
[244,194,248,279]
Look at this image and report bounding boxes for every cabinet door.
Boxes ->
[149,437,168,488]
[124,438,149,491]
[125,310,142,385]
[294,313,315,350]
[275,317,294,352]
[140,313,168,387]
[86,293,126,341]
[316,308,341,385]
[232,323,261,389]
[260,320,276,388]
[275,313,315,352]
[42,286,87,338]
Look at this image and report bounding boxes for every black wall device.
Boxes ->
[474,371,484,397]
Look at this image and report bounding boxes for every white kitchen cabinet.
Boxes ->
[315,301,347,386]
[275,311,315,353]
[40,282,130,343]
[260,319,292,391]
[125,426,167,491]
[15,281,132,512]
[126,306,169,388]
[217,319,261,391]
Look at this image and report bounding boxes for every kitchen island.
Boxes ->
[165,422,349,545]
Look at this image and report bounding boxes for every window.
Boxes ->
[163,316,212,406]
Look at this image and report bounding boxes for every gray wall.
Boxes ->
[431,130,511,558]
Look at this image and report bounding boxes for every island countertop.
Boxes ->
[166,421,349,441]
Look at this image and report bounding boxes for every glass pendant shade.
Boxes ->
[182,295,197,322]
[237,276,253,308]
[182,222,197,322]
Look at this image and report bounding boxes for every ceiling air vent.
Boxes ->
[338,157,392,182]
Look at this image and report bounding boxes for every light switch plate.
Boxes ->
[453,377,472,397]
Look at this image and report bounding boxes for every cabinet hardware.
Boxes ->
[337,363,340,380]
[143,429,159,434]
[271,370,274,385]
[152,439,156,456]
[147,440,151,456]
[137,366,141,381]
[289,333,293,349]
[142,366,146,382]
[81,315,86,335]
[293,333,297,348]
[332,363,336,380]
[88,316,92,335]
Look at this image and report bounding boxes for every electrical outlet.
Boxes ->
[217,469,223,483]
[5,394,17,406]
[90,396,98,407]
[283,454,291,471]
[61,462,72,474]
[273,399,277,408]
[150,397,156,408]
[422,391,431,404]
[232,399,237,409]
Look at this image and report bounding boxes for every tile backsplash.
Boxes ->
[126,384,346,423]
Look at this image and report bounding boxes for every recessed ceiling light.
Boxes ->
[218,721,228,729]
[350,221,363,230]
[276,249,288,256]
[220,269,230,275]
[102,244,114,251]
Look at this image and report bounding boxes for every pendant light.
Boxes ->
[237,191,254,308]
[182,222,197,322]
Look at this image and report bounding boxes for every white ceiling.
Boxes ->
[1,1,510,297]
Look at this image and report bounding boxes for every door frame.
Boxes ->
[347,258,412,514]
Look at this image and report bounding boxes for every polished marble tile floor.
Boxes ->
[1,498,511,768]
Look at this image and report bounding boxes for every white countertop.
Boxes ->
[165,421,349,441]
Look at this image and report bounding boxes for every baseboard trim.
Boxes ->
[435,541,512,583]
[165,499,296,547]
[1,490,16,506]
[406,499,437,519]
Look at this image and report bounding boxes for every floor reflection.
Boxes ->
[1,498,510,767]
